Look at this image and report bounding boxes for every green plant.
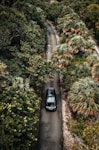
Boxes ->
[0,86,40,149]
[86,55,99,67]
[68,35,86,54]
[0,60,9,91]
[52,44,73,72]
[68,77,99,116]
[67,116,99,150]
[83,121,99,150]
[91,62,99,82]
[62,59,91,91]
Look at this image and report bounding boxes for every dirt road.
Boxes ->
[38,23,63,150]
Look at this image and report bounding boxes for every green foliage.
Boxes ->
[69,0,99,44]
[68,35,86,54]
[10,76,30,91]
[0,0,99,149]
[83,121,99,149]
[0,26,11,48]
[0,86,40,149]
[47,2,63,23]
[68,77,99,116]
[27,55,47,87]
[62,58,91,91]
[0,0,18,6]
[0,3,47,77]
[56,0,99,44]
[86,3,99,43]
[70,143,89,150]
[53,2,99,148]
[86,55,99,67]
[67,116,99,150]
[52,44,73,72]
[27,54,55,88]
[13,0,47,28]
[56,6,96,54]
[91,62,99,82]
[87,4,99,24]
[68,118,99,150]
[0,2,48,149]
[0,60,9,91]
[57,10,80,34]
[67,115,87,137]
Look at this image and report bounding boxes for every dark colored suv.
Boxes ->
[45,87,57,111]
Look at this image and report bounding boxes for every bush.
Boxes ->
[0,87,40,149]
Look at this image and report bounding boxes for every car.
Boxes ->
[45,87,57,111]
[47,44,51,50]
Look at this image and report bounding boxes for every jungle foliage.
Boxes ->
[0,0,49,149]
[48,0,99,117]
[48,1,99,149]
[56,0,99,44]
[0,0,99,149]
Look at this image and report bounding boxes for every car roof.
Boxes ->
[47,97,55,103]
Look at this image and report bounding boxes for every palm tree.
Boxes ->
[85,39,96,53]
[68,77,99,116]
[74,63,91,78]
[52,44,73,70]
[62,19,75,33]
[57,43,69,54]
[74,21,87,35]
[86,55,99,67]
[68,35,86,54]
[91,63,99,82]
[57,11,79,35]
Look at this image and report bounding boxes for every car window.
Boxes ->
[46,102,55,106]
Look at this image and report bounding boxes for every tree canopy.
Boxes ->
[0,0,99,149]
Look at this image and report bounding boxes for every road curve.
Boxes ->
[38,23,63,150]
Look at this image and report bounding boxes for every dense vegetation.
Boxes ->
[48,0,99,149]
[0,0,99,149]
[57,0,99,44]
[0,0,49,149]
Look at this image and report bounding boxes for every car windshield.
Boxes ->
[48,90,54,96]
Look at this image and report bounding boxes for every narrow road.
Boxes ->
[38,23,63,150]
